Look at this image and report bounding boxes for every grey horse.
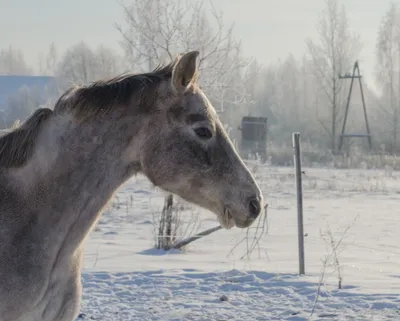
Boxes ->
[0,51,264,321]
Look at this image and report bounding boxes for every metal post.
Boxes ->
[292,132,305,275]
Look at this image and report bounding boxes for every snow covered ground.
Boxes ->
[77,164,400,320]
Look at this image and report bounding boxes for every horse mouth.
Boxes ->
[219,207,256,229]
[218,208,236,229]
[234,217,255,229]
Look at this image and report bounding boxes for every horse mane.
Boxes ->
[0,108,53,168]
[54,60,177,120]
[0,59,178,168]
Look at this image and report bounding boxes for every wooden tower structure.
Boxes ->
[338,61,372,151]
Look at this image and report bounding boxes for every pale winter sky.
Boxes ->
[0,0,394,92]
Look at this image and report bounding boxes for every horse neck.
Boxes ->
[11,113,145,251]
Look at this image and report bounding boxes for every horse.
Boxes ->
[0,51,264,321]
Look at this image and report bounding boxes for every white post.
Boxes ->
[292,132,305,275]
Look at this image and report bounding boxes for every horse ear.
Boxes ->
[171,51,199,92]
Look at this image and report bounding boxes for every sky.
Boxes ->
[0,0,395,92]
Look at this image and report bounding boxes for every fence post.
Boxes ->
[292,132,305,275]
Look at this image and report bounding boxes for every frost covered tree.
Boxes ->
[306,0,361,151]
[56,42,99,85]
[96,45,126,79]
[0,46,33,75]
[56,42,124,89]
[375,2,400,151]
[38,42,59,76]
[116,0,254,127]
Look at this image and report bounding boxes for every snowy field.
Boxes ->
[77,163,400,320]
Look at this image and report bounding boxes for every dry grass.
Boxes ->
[266,141,400,170]
[152,194,204,251]
[310,216,359,317]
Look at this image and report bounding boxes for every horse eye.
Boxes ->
[194,127,213,140]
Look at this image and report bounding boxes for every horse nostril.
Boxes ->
[248,198,261,219]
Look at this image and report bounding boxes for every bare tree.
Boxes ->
[37,42,58,76]
[306,0,361,152]
[376,2,400,152]
[56,42,99,85]
[37,53,46,76]
[46,42,59,76]
[56,42,123,88]
[252,55,317,145]
[275,55,302,128]
[0,46,33,75]
[116,0,253,121]
[95,45,126,79]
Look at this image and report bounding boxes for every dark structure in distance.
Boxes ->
[238,116,267,163]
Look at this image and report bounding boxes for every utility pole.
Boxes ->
[338,61,372,152]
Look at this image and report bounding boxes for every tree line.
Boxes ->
[2,0,400,158]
